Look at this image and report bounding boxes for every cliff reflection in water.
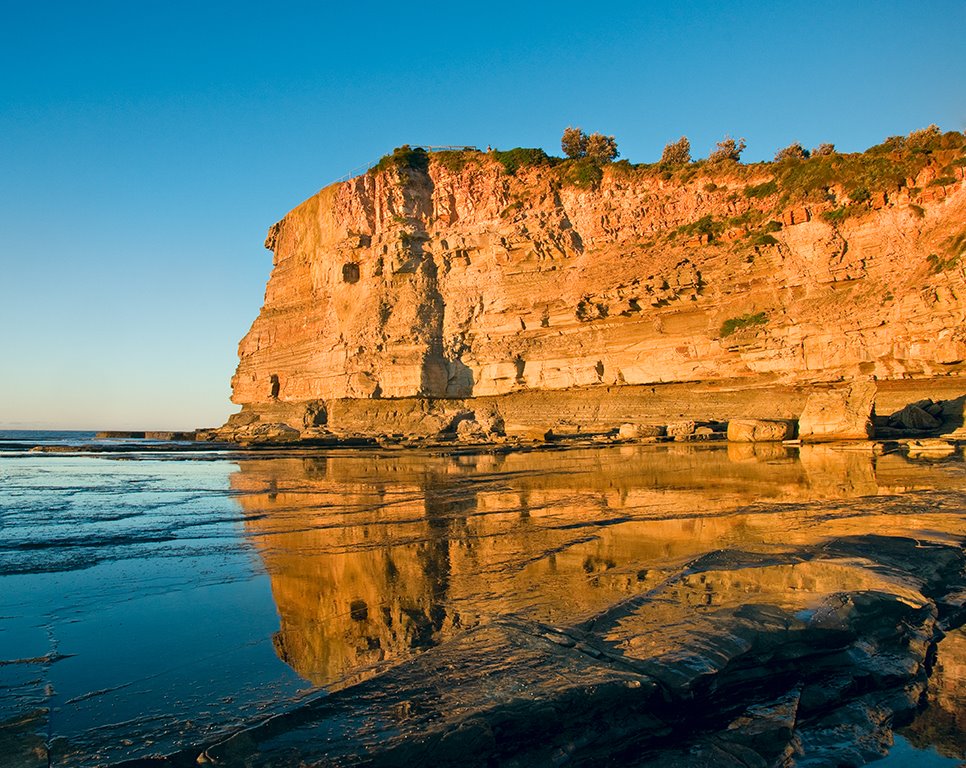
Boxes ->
[231,443,966,690]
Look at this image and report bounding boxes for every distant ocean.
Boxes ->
[0,429,97,445]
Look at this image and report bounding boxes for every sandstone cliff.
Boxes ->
[227,134,966,435]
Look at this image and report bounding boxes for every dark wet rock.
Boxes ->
[893,403,942,431]
[146,533,966,768]
[900,626,966,761]
[0,710,48,768]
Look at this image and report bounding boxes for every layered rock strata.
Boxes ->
[226,143,966,436]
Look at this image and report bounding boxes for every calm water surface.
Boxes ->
[1,438,964,765]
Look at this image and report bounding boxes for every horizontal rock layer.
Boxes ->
[224,378,966,439]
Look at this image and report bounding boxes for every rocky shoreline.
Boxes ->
[119,493,966,768]
[14,378,964,462]
[7,432,965,766]
[192,378,966,457]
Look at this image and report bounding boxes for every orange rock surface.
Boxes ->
[229,146,966,422]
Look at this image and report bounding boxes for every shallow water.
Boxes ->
[1,441,965,765]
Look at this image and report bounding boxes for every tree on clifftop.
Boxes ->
[775,142,809,161]
[585,132,619,162]
[561,128,619,162]
[561,127,588,159]
[661,136,691,165]
[708,135,746,163]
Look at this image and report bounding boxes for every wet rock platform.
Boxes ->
[3,441,965,767]
[150,532,966,767]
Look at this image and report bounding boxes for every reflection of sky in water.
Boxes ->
[869,736,962,767]
[1,444,964,765]
[0,455,310,766]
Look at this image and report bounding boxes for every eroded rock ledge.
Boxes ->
[210,377,966,449]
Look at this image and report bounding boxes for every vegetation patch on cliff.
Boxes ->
[776,126,964,205]
[927,230,966,273]
[720,312,768,338]
[556,157,604,189]
[674,215,724,242]
[744,180,778,199]
[433,150,484,174]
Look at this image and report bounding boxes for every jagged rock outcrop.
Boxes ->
[226,140,966,436]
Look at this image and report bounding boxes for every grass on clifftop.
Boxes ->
[492,148,554,175]
[774,129,964,204]
[369,129,965,203]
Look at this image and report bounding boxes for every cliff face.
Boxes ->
[230,146,966,418]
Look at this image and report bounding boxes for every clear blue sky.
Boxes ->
[2,0,964,430]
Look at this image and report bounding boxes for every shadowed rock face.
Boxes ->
[229,153,966,424]
[161,444,966,767]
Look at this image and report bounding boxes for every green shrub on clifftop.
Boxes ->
[492,147,553,175]
[557,157,604,189]
[433,150,481,173]
[561,127,588,159]
[661,136,691,165]
[373,145,430,174]
[709,136,746,163]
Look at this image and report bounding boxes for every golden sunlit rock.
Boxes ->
[224,149,966,438]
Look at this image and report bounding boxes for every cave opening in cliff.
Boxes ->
[270,374,280,400]
[342,263,360,283]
